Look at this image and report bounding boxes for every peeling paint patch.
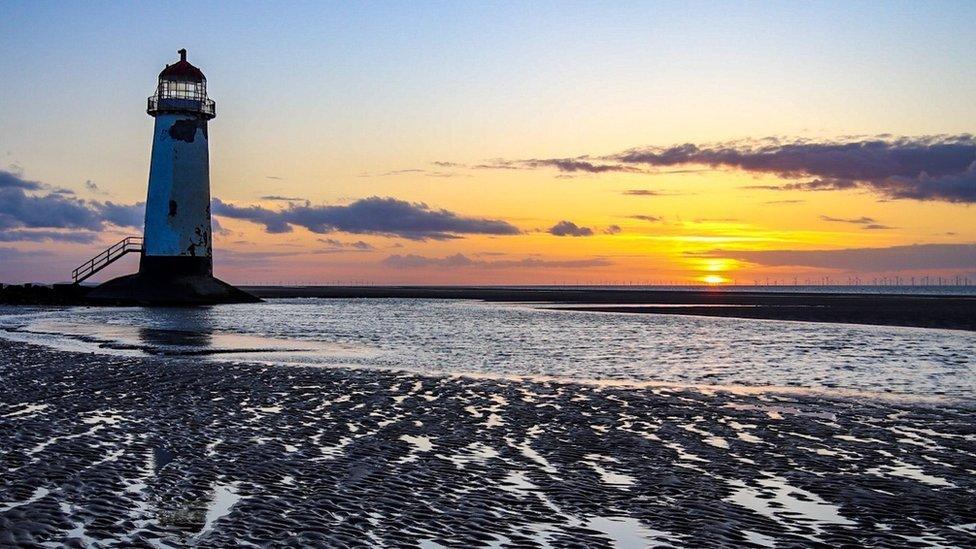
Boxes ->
[168,119,207,143]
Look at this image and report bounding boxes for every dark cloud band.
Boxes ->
[213,196,520,241]
[0,171,144,236]
[479,136,976,203]
[382,253,611,269]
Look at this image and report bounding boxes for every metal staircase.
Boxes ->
[72,236,143,284]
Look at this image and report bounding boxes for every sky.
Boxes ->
[1,1,974,285]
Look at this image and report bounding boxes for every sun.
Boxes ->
[701,274,728,285]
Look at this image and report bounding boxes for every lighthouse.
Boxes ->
[85,50,257,304]
[143,48,216,277]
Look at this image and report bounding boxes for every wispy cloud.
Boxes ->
[621,189,666,196]
[213,196,520,241]
[260,195,306,202]
[819,215,895,230]
[363,162,469,178]
[0,229,100,243]
[691,243,976,271]
[471,157,641,173]
[318,238,375,251]
[382,253,612,269]
[627,214,662,222]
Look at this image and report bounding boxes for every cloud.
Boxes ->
[0,246,55,264]
[548,220,594,237]
[473,157,640,174]
[84,180,99,193]
[382,253,612,269]
[260,195,306,202]
[472,162,523,170]
[0,229,99,243]
[210,216,233,237]
[0,170,44,191]
[318,238,375,251]
[621,189,671,196]
[819,215,877,224]
[0,170,143,233]
[212,196,520,240]
[472,135,976,203]
[613,135,976,203]
[212,199,292,233]
[763,199,806,204]
[691,243,976,271]
[364,165,468,178]
[628,214,662,222]
[603,225,622,235]
[819,215,895,230]
[97,202,144,228]
[519,158,640,173]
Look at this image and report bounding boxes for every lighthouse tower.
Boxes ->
[142,48,216,277]
[87,50,257,304]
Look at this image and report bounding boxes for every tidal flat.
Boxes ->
[1,339,974,547]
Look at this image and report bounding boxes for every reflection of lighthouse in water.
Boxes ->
[88,50,257,305]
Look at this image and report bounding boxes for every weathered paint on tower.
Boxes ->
[144,113,212,259]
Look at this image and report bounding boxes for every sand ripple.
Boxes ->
[1,340,975,547]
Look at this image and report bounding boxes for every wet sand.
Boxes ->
[243,286,976,331]
[1,340,974,547]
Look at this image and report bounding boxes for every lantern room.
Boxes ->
[147,49,216,119]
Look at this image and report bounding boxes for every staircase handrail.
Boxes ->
[71,236,144,284]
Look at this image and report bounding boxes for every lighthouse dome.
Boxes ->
[159,49,206,82]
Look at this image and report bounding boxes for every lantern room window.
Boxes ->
[158,80,208,101]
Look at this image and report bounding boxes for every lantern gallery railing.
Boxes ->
[147,95,216,118]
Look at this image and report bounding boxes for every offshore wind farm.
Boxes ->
[1,3,975,548]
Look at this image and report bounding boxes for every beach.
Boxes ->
[2,336,975,547]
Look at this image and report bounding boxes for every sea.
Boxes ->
[1,295,973,401]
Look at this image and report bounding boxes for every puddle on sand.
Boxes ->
[725,474,854,539]
[584,454,637,487]
[585,516,679,548]
[400,434,434,452]
[0,486,50,513]
[2,403,50,418]
[867,460,956,487]
[196,482,242,540]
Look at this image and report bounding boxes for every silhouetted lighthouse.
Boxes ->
[83,50,257,304]
[143,48,217,276]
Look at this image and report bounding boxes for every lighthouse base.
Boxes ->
[87,272,260,306]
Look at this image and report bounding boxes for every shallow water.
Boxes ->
[0,298,973,400]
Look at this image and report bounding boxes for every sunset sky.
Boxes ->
[1,1,974,285]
